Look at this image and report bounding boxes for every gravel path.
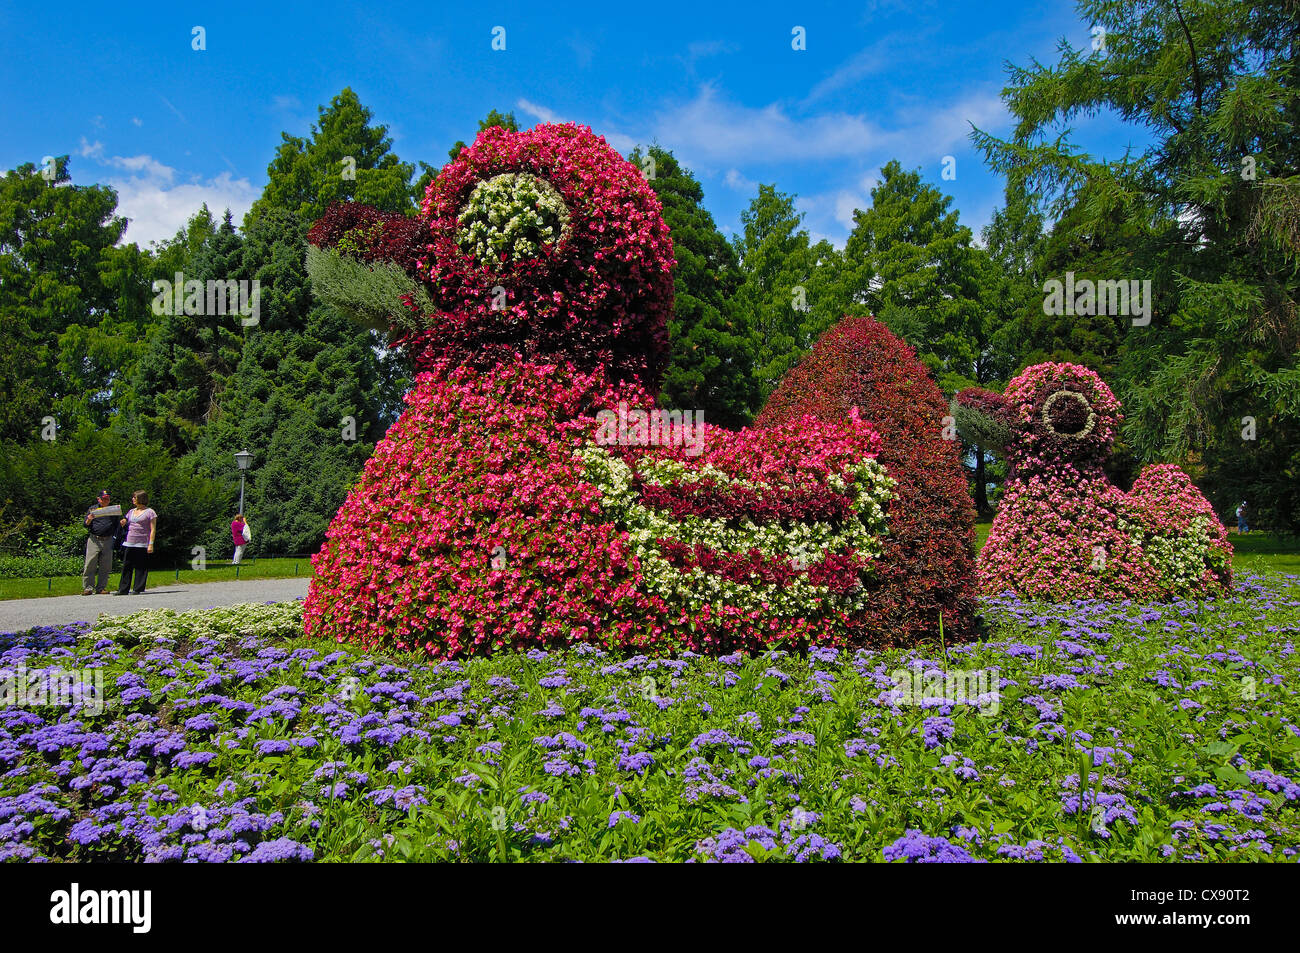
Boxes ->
[0,578,310,633]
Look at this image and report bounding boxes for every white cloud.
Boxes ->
[515,98,637,153]
[516,98,564,124]
[76,139,256,247]
[652,84,893,164]
[723,168,755,192]
[651,84,1007,167]
[132,117,143,127]
[112,171,258,247]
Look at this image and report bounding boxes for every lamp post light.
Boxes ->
[234,449,254,516]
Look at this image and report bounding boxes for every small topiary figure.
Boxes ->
[953,362,1232,601]
[756,315,978,644]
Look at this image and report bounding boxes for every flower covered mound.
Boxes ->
[4,573,1299,863]
[955,363,1233,602]
[303,360,655,659]
[756,315,978,645]
[304,358,906,659]
[304,124,988,658]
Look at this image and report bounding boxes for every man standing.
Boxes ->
[1236,500,1249,535]
[82,490,117,595]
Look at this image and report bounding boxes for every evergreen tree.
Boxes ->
[732,185,840,401]
[627,146,758,428]
[246,87,415,231]
[181,91,416,555]
[124,206,248,455]
[842,161,987,395]
[973,0,1300,531]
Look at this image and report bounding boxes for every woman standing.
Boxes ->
[115,490,157,595]
[231,513,251,564]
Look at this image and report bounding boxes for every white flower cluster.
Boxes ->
[578,446,895,615]
[1121,515,1228,595]
[456,172,571,270]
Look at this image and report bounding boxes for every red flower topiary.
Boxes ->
[305,126,983,658]
[409,123,675,389]
[755,315,978,646]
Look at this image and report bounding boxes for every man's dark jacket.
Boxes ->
[88,510,117,537]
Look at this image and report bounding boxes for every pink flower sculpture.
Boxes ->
[954,363,1233,601]
[303,122,969,657]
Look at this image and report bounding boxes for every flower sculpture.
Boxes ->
[953,363,1232,601]
[756,316,978,643]
[303,122,965,657]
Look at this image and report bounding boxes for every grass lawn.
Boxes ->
[1,571,1297,862]
[0,557,315,601]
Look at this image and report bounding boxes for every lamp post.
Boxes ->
[234,449,254,515]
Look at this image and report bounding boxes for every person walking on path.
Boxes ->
[82,490,117,595]
[231,514,251,565]
[1236,500,1249,535]
[115,490,157,595]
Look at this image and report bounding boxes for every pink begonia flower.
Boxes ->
[955,363,1231,601]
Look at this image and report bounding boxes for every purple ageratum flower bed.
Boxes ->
[1,578,1299,863]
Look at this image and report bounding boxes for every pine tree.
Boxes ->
[842,161,988,395]
[732,185,840,401]
[627,146,758,428]
[246,87,415,231]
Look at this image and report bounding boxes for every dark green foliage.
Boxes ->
[627,146,758,429]
[245,88,416,232]
[0,427,233,563]
[731,185,841,402]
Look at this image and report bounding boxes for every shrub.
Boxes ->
[955,363,1232,601]
[0,426,234,565]
[755,315,978,645]
[0,554,84,579]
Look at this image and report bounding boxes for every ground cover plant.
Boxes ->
[3,571,1298,862]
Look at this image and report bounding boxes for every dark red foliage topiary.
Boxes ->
[755,315,978,646]
[306,203,426,274]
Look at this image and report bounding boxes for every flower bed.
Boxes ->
[5,572,1298,862]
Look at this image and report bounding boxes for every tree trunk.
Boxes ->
[974,446,991,518]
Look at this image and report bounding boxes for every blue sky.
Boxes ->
[2,0,1153,249]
